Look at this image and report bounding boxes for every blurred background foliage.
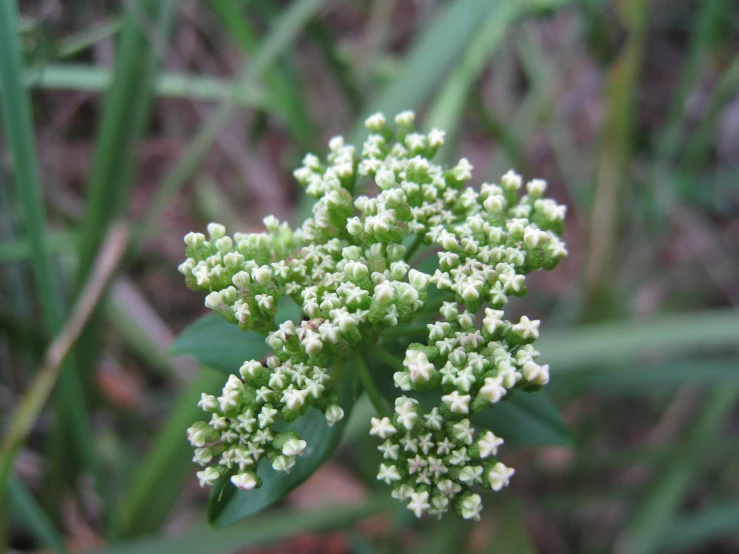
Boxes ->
[0,0,738,552]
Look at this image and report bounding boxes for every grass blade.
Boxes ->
[614,386,739,554]
[76,0,177,288]
[584,0,648,313]
[0,230,77,264]
[657,502,739,552]
[136,0,327,245]
[21,64,265,106]
[0,0,96,513]
[95,498,392,554]
[0,224,128,520]
[426,0,574,150]
[6,476,68,553]
[538,309,739,370]
[207,0,316,146]
[120,367,225,536]
[351,0,511,142]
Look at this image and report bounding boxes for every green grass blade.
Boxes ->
[136,0,327,245]
[120,367,225,536]
[426,1,529,148]
[0,230,77,263]
[95,498,391,554]
[584,0,648,312]
[551,358,739,394]
[681,52,739,171]
[0,0,95,512]
[657,502,739,552]
[76,0,177,287]
[56,18,123,58]
[351,0,512,142]
[207,0,315,146]
[615,386,739,554]
[6,476,68,553]
[538,309,739,370]
[20,64,265,106]
[306,20,363,113]
[0,0,62,334]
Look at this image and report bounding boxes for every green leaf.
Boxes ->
[472,391,572,446]
[207,363,356,526]
[170,299,300,374]
[91,497,392,554]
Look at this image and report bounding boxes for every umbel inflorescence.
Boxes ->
[181,111,567,520]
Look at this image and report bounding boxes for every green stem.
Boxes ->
[367,348,404,372]
[355,355,390,417]
[380,325,428,339]
[404,234,424,262]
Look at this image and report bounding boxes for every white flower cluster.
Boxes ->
[180,111,566,510]
[370,397,513,520]
[187,358,345,491]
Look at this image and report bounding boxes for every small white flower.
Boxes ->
[459,465,483,485]
[369,417,397,439]
[184,232,205,248]
[378,440,400,461]
[377,464,402,484]
[440,301,458,321]
[452,420,474,445]
[374,281,395,304]
[272,455,296,473]
[393,371,412,391]
[522,361,550,385]
[512,315,540,340]
[459,493,483,521]
[231,472,258,491]
[488,462,515,491]
[437,479,461,497]
[477,431,504,459]
[282,387,310,410]
[453,158,473,181]
[395,110,415,127]
[325,405,345,427]
[204,291,223,310]
[407,491,431,518]
[258,406,278,428]
[526,178,547,197]
[197,393,218,412]
[207,223,226,239]
[197,467,220,487]
[482,308,506,335]
[424,408,444,431]
[428,128,446,148]
[479,376,507,404]
[193,448,212,465]
[501,169,522,192]
[396,404,419,430]
[365,112,386,131]
[282,438,307,457]
[404,350,435,384]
